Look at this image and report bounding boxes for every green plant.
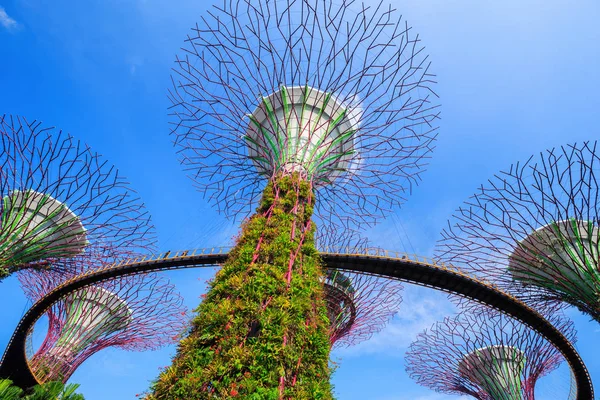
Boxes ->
[0,267,9,281]
[23,381,84,400]
[0,379,84,400]
[148,174,333,399]
[0,379,24,400]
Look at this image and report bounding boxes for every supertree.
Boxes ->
[149,0,438,398]
[435,141,600,322]
[17,252,188,384]
[405,305,576,400]
[316,230,404,348]
[0,114,155,280]
[323,269,402,348]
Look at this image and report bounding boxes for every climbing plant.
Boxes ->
[148,174,333,399]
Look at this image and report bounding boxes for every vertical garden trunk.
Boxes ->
[148,173,333,399]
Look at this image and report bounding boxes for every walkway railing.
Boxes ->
[0,247,592,399]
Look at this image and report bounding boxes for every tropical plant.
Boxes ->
[0,379,84,400]
[0,379,23,400]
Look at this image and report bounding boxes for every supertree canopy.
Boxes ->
[149,0,437,398]
[323,269,402,348]
[170,0,439,230]
[0,114,155,280]
[316,230,403,348]
[405,306,576,400]
[435,141,600,322]
[18,257,187,384]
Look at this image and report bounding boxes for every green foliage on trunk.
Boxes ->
[0,267,8,281]
[147,174,333,399]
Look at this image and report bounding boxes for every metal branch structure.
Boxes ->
[324,269,402,348]
[17,258,187,384]
[148,0,438,397]
[170,0,439,232]
[435,141,600,322]
[317,231,403,348]
[0,114,156,280]
[405,305,576,400]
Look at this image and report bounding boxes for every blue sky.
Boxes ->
[0,0,599,399]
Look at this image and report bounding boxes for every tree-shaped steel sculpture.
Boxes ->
[150,0,438,398]
[324,269,402,348]
[317,230,404,348]
[0,114,155,280]
[405,305,576,399]
[170,0,439,231]
[18,252,187,384]
[436,141,600,322]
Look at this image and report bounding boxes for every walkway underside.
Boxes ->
[0,249,593,399]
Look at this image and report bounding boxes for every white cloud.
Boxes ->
[127,55,144,76]
[0,6,19,32]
